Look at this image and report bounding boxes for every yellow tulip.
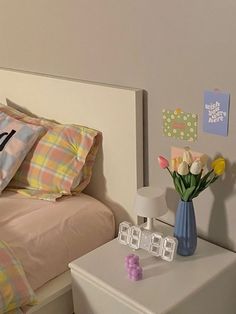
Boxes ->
[211,157,225,175]
[171,156,183,171]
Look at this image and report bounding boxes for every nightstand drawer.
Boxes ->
[71,270,145,314]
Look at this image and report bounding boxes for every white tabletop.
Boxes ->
[70,221,236,314]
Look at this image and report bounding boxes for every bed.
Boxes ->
[0,68,143,313]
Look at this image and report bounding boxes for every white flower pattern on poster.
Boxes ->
[162,109,198,142]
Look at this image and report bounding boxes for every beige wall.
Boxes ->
[1,0,236,251]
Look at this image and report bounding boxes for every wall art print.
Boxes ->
[203,90,230,136]
[162,109,198,142]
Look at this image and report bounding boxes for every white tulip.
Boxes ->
[190,160,202,175]
[177,161,189,175]
[200,154,208,167]
[182,147,193,165]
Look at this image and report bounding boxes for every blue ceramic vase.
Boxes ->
[174,200,197,256]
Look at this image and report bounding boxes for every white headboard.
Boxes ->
[0,68,143,230]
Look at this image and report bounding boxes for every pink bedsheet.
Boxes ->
[0,191,115,290]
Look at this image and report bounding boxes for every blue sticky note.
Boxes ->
[203,90,230,136]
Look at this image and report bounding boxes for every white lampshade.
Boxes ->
[134,186,168,230]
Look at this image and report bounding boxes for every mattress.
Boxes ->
[0,191,115,290]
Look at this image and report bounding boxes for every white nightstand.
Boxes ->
[69,221,236,314]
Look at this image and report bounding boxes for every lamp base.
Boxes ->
[144,218,154,231]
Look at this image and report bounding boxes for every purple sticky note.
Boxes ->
[203,90,230,136]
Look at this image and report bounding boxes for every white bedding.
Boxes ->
[0,191,115,290]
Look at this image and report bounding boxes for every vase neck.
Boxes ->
[180,199,193,204]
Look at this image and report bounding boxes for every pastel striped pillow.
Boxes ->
[0,240,36,313]
[0,105,101,200]
[0,112,43,193]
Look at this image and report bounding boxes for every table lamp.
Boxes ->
[134,186,167,230]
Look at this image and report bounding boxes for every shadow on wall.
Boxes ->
[208,158,236,250]
[85,90,149,234]
[84,147,134,236]
[165,187,179,225]
[143,90,149,187]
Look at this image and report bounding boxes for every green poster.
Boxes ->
[162,109,198,141]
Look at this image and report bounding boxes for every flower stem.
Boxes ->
[167,167,173,178]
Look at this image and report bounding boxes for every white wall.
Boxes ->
[1,0,236,251]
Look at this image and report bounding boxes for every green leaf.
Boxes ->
[172,172,181,197]
[190,174,197,187]
[191,192,200,199]
[174,177,182,193]
[199,170,214,189]
[191,173,219,198]
[210,175,219,184]
[176,173,187,189]
[184,173,191,187]
[182,186,196,201]
[190,174,204,199]
[194,171,202,189]
[201,175,219,191]
[174,177,185,199]
[178,178,186,195]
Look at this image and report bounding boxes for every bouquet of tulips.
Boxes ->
[158,147,225,202]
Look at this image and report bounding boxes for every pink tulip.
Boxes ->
[158,156,169,169]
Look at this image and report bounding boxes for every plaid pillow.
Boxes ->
[0,240,36,313]
[0,105,101,200]
[0,112,43,193]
